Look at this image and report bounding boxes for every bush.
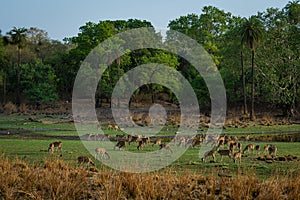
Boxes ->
[3,101,17,114]
[20,103,27,114]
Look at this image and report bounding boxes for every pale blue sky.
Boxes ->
[1,0,291,41]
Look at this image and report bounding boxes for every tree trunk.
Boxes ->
[2,64,7,105]
[250,50,255,120]
[16,47,21,105]
[116,58,121,107]
[241,51,247,115]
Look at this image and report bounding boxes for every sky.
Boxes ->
[1,0,291,41]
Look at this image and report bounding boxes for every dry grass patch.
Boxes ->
[0,156,300,199]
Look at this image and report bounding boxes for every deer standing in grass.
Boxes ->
[233,151,242,163]
[264,144,270,154]
[137,140,145,150]
[77,156,95,166]
[152,138,162,147]
[114,140,126,150]
[159,144,173,153]
[243,144,254,154]
[95,148,110,159]
[48,141,62,153]
[268,145,277,156]
[217,148,232,162]
[237,142,242,152]
[255,145,261,155]
[201,149,216,162]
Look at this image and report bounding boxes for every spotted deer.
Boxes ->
[201,149,216,162]
[233,151,242,163]
[159,144,173,153]
[217,148,232,161]
[114,140,126,150]
[243,144,255,154]
[95,148,110,159]
[152,138,162,147]
[268,145,277,156]
[137,140,145,150]
[264,144,270,154]
[48,141,62,153]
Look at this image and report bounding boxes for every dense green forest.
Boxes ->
[0,2,299,118]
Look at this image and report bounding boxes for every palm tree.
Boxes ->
[240,46,247,115]
[240,17,263,120]
[6,27,27,105]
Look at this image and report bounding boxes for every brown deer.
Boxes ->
[159,144,173,153]
[137,140,145,150]
[237,142,242,152]
[264,144,270,154]
[233,151,242,163]
[201,149,216,162]
[192,137,203,148]
[255,145,261,155]
[113,125,119,131]
[152,138,162,147]
[141,137,151,145]
[95,148,110,159]
[243,144,254,154]
[114,140,126,150]
[48,141,62,153]
[107,124,113,130]
[128,135,142,145]
[217,148,232,162]
[268,145,277,156]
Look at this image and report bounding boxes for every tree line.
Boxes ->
[0,1,299,119]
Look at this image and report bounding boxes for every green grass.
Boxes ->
[1,113,300,179]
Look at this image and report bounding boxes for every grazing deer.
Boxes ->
[95,148,110,159]
[233,151,242,163]
[201,149,216,162]
[142,137,151,145]
[113,125,119,131]
[237,143,242,152]
[229,142,237,152]
[268,145,277,156]
[48,141,62,153]
[264,144,270,154]
[217,148,232,161]
[243,144,254,154]
[255,145,261,155]
[152,138,162,147]
[107,124,113,130]
[192,137,203,148]
[159,144,173,153]
[217,136,225,147]
[128,135,141,145]
[114,140,126,150]
[177,136,186,147]
[77,156,95,166]
[137,140,145,150]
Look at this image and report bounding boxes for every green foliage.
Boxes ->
[0,3,299,114]
[21,60,58,103]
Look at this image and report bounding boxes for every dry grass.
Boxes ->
[3,102,17,115]
[0,156,299,199]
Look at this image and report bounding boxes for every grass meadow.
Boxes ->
[0,114,300,199]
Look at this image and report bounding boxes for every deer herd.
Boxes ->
[47,124,279,166]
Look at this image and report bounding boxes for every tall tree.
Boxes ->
[240,17,263,120]
[5,27,28,105]
[0,33,9,104]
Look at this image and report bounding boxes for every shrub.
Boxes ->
[3,101,17,114]
[20,103,27,114]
